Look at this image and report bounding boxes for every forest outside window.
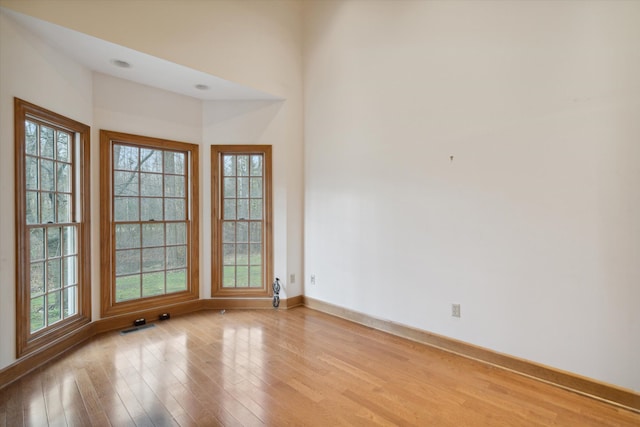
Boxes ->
[14,98,91,357]
[100,131,199,316]
[211,145,273,297]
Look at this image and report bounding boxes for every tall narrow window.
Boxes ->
[101,131,199,316]
[15,98,91,357]
[212,146,272,297]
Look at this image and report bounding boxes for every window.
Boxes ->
[100,131,199,316]
[211,146,273,297]
[14,98,91,357]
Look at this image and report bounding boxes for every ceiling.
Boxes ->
[1,7,281,101]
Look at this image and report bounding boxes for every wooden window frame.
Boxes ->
[211,145,273,297]
[14,98,91,358]
[100,130,199,317]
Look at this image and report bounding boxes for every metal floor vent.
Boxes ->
[120,323,155,335]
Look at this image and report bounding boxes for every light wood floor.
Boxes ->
[0,307,638,426]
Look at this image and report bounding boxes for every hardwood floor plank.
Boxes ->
[0,307,638,426]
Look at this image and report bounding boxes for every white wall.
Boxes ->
[303,0,640,391]
[0,12,94,368]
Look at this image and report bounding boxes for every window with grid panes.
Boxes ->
[14,98,91,357]
[100,131,199,316]
[212,146,272,297]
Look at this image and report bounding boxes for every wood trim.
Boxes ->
[14,98,92,358]
[210,145,273,298]
[302,297,640,413]
[201,296,301,310]
[0,296,303,389]
[92,299,204,335]
[99,130,200,317]
[282,294,304,308]
[0,323,94,390]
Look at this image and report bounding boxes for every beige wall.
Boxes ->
[302,0,640,391]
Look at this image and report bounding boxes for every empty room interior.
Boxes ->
[0,0,639,425]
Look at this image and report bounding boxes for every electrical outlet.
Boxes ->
[452,304,461,318]
[290,274,295,284]
[310,274,316,285]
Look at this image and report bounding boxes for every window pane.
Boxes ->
[237,178,249,198]
[250,266,262,288]
[57,194,71,223]
[141,197,163,221]
[56,132,70,162]
[31,296,45,333]
[116,249,140,275]
[47,259,62,291]
[165,175,185,197]
[142,223,164,247]
[114,171,139,196]
[237,199,249,220]
[30,228,45,261]
[40,159,54,191]
[41,193,55,223]
[142,248,165,272]
[249,243,262,265]
[165,198,185,221]
[250,155,262,176]
[237,155,249,176]
[236,266,249,287]
[164,151,185,175]
[249,199,263,220]
[222,266,235,288]
[223,222,235,243]
[166,223,186,245]
[166,269,187,293]
[167,246,187,269]
[249,222,262,243]
[236,222,248,243]
[236,244,248,265]
[108,138,195,307]
[223,155,235,176]
[115,275,141,302]
[114,145,139,171]
[140,148,163,173]
[26,191,39,224]
[26,156,38,190]
[56,163,71,192]
[115,224,140,249]
[63,285,77,317]
[25,121,38,155]
[40,126,55,159]
[140,173,163,196]
[47,227,61,257]
[63,256,77,287]
[30,262,44,297]
[223,244,235,265]
[142,272,165,297]
[114,197,139,222]
[249,178,262,198]
[223,178,236,198]
[47,291,62,325]
[223,199,236,220]
[62,226,76,255]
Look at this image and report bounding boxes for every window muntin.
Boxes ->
[101,131,199,316]
[212,146,272,297]
[15,98,91,357]
[24,121,80,332]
